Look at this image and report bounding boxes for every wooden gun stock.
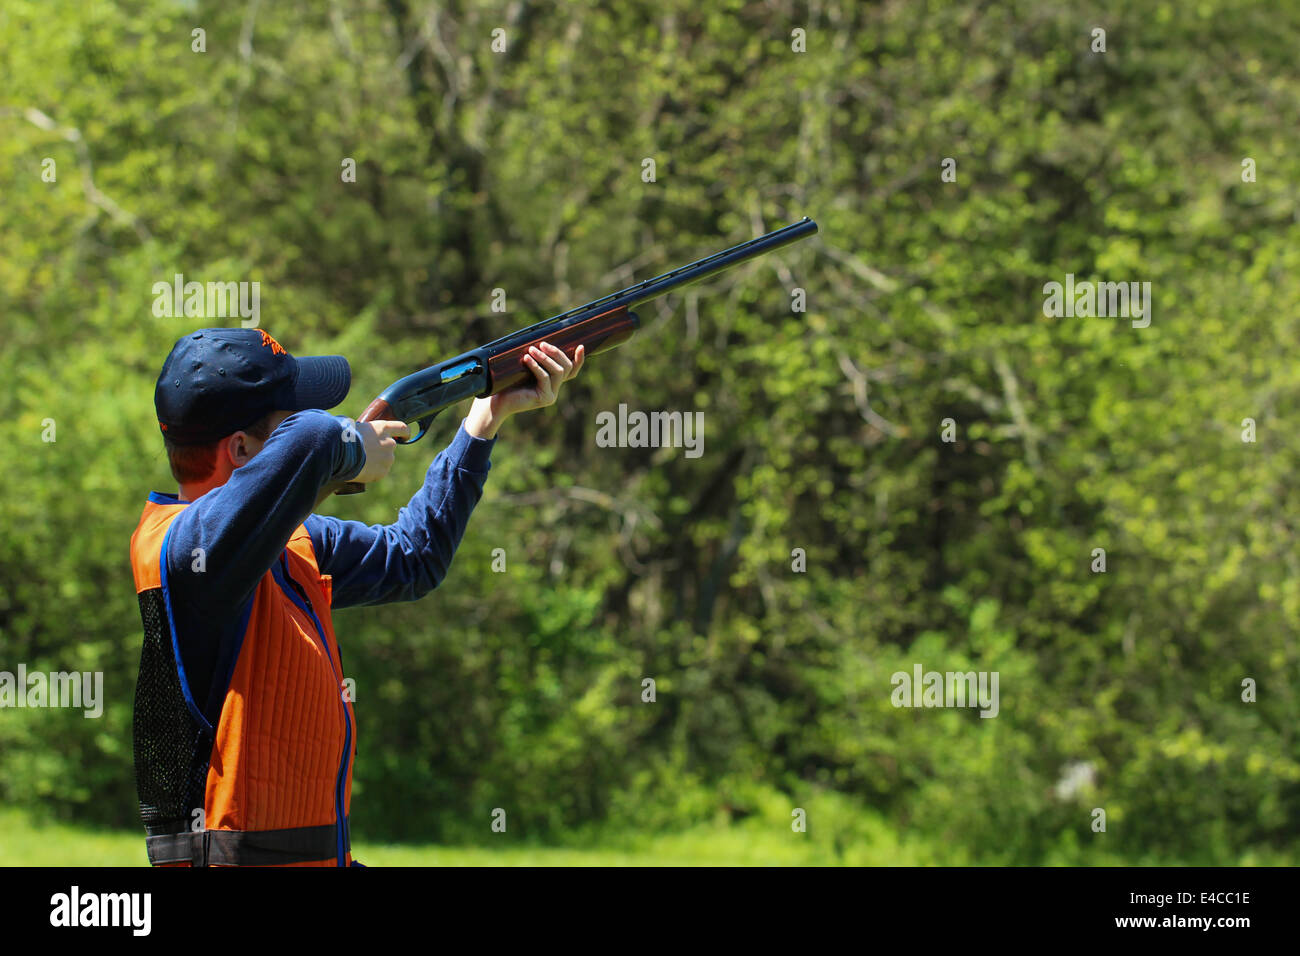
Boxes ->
[485,305,637,393]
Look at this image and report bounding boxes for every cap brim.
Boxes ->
[289,354,352,411]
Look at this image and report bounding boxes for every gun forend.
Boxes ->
[484,306,639,395]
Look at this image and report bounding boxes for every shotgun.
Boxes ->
[331,217,818,495]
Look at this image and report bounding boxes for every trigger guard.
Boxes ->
[399,417,434,444]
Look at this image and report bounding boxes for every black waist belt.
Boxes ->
[146,821,347,867]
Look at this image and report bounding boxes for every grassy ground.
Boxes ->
[0,807,841,866]
[7,806,1285,866]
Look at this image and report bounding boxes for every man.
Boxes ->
[129,327,582,866]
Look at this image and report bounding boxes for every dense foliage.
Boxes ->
[2,0,1297,863]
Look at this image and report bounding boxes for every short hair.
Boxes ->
[164,410,280,485]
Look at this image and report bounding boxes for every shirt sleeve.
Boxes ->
[305,419,496,608]
[163,408,365,613]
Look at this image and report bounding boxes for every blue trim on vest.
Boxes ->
[148,491,184,505]
[158,520,215,736]
[204,595,256,729]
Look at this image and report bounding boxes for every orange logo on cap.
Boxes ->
[259,330,286,356]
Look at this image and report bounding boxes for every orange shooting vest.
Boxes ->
[129,497,356,866]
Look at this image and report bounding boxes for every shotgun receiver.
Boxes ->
[332,216,818,495]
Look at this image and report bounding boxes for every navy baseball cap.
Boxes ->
[155,328,351,444]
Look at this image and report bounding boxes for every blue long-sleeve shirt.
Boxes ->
[153,408,495,725]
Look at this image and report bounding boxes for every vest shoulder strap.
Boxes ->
[130,499,186,593]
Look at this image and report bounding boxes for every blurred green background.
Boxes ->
[2,0,1298,865]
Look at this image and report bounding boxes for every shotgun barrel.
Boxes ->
[481,216,819,355]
